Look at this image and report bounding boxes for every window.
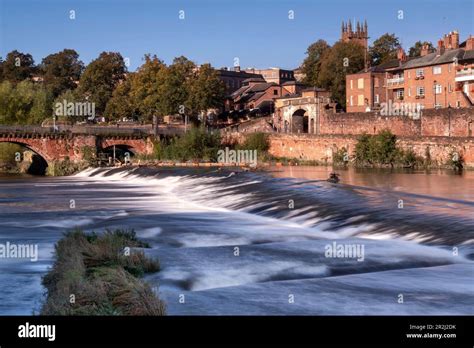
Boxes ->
[358,78,364,89]
[357,94,364,106]
[273,90,278,95]
[449,84,453,93]
[396,89,404,99]
[417,86,425,96]
[408,71,411,78]
[435,84,442,94]
[374,94,379,103]
[350,80,353,90]
[416,69,424,77]
[408,87,411,97]
[350,95,353,106]
[448,64,451,72]
[433,66,442,74]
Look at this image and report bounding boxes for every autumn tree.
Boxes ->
[156,56,195,117]
[301,39,331,87]
[76,52,127,115]
[317,41,365,108]
[186,63,225,118]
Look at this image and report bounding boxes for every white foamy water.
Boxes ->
[0,167,473,315]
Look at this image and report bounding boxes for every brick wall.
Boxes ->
[319,107,474,137]
[267,133,474,168]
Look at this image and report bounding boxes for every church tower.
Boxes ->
[341,19,368,49]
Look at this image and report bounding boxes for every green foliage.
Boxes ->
[369,33,401,66]
[355,130,399,166]
[76,52,127,116]
[408,41,434,57]
[238,132,270,153]
[40,49,84,97]
[301,39,331,87]
[156,56,195,117]
[317,41,365,108]
[398,148,423,168]
[0,143,23,165]
[41,229,165,316]
[81,146,97,166]
[104,55,225,123]
[1,50,36,83]
[0,80,53,125]
[187,63,226,117]
[333,147,349,166]
[156,127,221,161]
[46,158,86,176]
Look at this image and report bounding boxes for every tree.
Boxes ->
[104,76,136,121]
[1,50,36,83]
[0,57,4,81]
[187,63,225,119]
[0,80,52,125]
[130,54,165,120]
[408,41,434,57]
[156,56,195,117]
[76,52,127,116]
[40,49,84,97]
[301,40,330,87]
[317,41,365,108]
[369,33,401,66]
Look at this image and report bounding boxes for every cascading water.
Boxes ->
[0,167,473,315]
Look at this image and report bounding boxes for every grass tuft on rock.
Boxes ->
[41,228,165,316]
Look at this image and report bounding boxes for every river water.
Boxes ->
[0,166,473,315]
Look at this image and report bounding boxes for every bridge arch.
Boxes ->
[0,140,49,175]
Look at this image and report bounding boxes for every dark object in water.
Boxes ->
[327,172,340,183]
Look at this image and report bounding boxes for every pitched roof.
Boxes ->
[400,48,465,69]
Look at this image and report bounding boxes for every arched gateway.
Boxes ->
[275,88,331,134]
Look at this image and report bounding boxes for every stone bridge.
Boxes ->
[0,126,158,164]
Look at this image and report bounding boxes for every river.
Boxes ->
[0,166,473,315]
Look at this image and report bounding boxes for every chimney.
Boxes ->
[397,47,407,62]
[420,44,430,56]
[466,35,474,51]
[444,33,451,49]
[437,39,445,56]
[451,30,460,49]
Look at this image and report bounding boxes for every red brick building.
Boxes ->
[346,31,474,113]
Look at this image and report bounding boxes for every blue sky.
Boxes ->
[0,0,473,71]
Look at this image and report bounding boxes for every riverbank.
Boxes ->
[41,229,165,316]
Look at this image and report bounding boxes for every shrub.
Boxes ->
[333,147,349,166]
[238,132,270,153]
[446,150,464,171]
[156,127,221,161]
[355,130,398,167]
